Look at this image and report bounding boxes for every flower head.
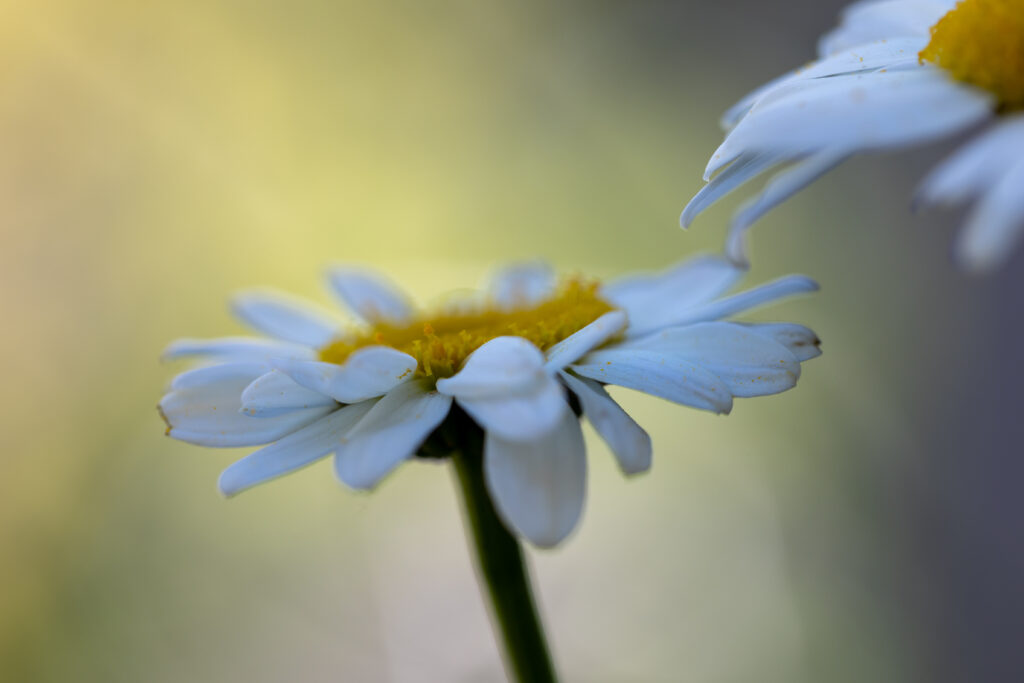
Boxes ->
[684,0,1024,272]
[160,256,820,547]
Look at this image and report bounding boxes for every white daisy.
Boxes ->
[682,0,1024,271]
[159,256,821,547]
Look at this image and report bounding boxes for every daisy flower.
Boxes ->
[682,0,1024,271]
[160,256,821,548]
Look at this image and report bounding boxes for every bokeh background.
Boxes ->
[3,0,1023,681]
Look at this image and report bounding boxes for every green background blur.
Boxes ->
[4,1,1022,681]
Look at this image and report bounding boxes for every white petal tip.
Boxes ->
[726,252,751,270]
[787,275,820,293]
[217,474,243,498]
[679,203,697,228]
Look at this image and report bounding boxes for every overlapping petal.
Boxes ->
[740,323,823,362]
[560,371,652,476]
[572,347,734,414]
[272,346,417,404]
[484,407,587,548]
[818,0,955,56]
[231,290,342,347]
[334,379,452,490]
[544,311,628,371]
[160,363,333,447]
[438,337,566,441]
[327,266,415,325]
[240,370,338,417]
[488,262,556,311]
[616,322,802,398]
[626,274,818,335]
[162,337,315,363]
[218,400,376,496]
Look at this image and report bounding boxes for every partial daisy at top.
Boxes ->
[683,0,1024,272]
[159,256,820,548]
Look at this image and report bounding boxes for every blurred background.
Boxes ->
[3,0,1022,680]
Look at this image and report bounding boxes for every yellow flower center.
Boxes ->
[319,279,615,379]
[919,0,1024,111]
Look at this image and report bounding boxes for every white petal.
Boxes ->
[916,116,1024,207]
[326,266,414,324]
[955,160,1024,272]
[334,379,452,490]
[572,348,733,414]
[456,376,568,442]
[162,337,315,363]
[436,336,548,399]
[544,311,628,372]
[560,371,651,475]
[682,151,783,226]
[160,363,333,447]
[218,400,376,496]
[724,151,851,266]
[618,322,802,398]
[740,323,822,362]
[819,0,954,56]
[484,408,586,548]
[231,290,343,347]
[169,361,268,391]
[488,261,556,310]
[602,255,744,336]
[711,68,991,173]
[721,38,926,131]
[636,275,819,332]
[240,370,338,417]
[272,346,417,404]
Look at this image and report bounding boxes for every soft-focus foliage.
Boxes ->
[2,0,1021,681]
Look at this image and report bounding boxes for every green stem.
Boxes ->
[452,446,559,683]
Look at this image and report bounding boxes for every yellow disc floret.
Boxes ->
[920,0,1024,111]
[319,279,615,379]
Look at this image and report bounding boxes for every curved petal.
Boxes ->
[818,0,954,56]
[436,336,548,399]
[681,151,783,227]
[240,370,338,417]
[544,311,628,372]
[456,377,568,442]
[484,408,587,548]
[572,348,733,414]
[917,116,1024,207]
[162,337,315,363]
[168,361,268,391]
[740,323,823,362]
[488,261,556,310]
[560,371,651,476]
[231,290,343,347]
[218,400,376,496]
[618,322,802,398]
[709,68,991,178]
[955,160,1024,272]
[624,274,819,336]
[334,379,452,490]
[722,37,927,131]
[160,363,333,447]
[326,266,415,324]
[272,346,417,404]
[602,255,745,336]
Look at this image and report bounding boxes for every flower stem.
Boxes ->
[452,445,559,683]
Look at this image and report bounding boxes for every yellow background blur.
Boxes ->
[3,0,1017,681]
